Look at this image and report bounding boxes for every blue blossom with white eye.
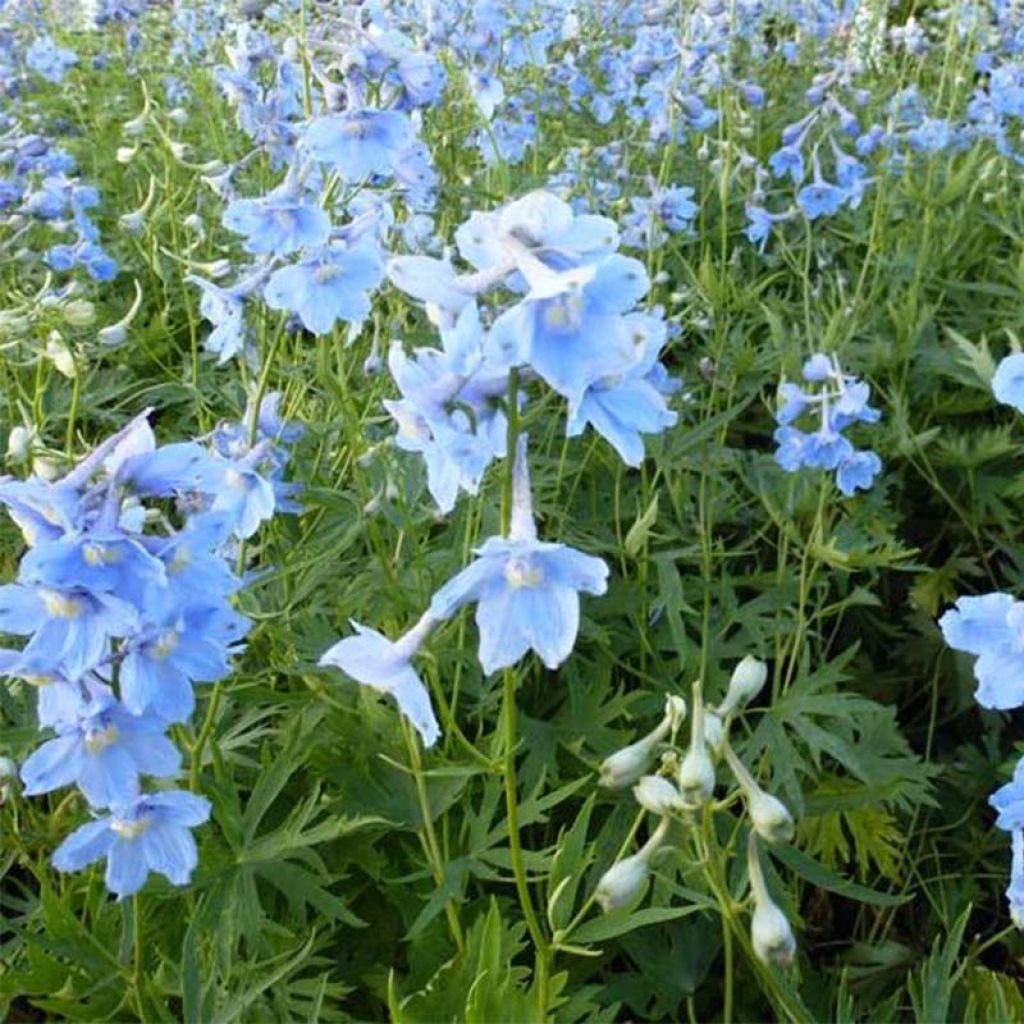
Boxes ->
[20,693,180,808]
[429,443,608,674]
[304,109,414,181]
[264,242,386,334]
[52,790,211,899]
[223,181,330,256]
[319,613,440,747]
[773,353,882,495]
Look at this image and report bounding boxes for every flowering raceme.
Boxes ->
[773,352,883,496]
[3,397,300,898]
[321,190,677,742]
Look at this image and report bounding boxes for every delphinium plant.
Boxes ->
[8,0,1024,1020]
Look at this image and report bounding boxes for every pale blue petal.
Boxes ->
[939,593,1015,656]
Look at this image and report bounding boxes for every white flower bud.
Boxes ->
[751,899,797,967]
[183,214,205,235]
[665,694,687,730]
[45,334,77,378]
[97,323,127,347]
[633,775,683,816]
[719,656,768,716]
[704,710,725,754]
[168,107,189,125]
[63,299,96,327]
[748,790,795,845]
[595,852,650,912]
[119,210,145,235]
[7,425,33,462]
[33,456,62,481]
[677,683,715,808]
[601,727,666,790]
[677,744,715,808]
[117,145,138,164]
[598,704,675,790]
[169,141,191,161]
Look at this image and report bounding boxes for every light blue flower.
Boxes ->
[991,758,1024,832]
[52,790,211,898]
[939,593,1024,709]
[223,184,330,256]
[429,445,608,674]
[264,243,385,334]
[319,615,440,747]
[304,109,413,181]
[430,536,609,674]
[20,693,180,808]
[836,451,883,495]
[993,353,1024,412]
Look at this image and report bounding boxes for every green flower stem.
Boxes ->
[402,720,465,953]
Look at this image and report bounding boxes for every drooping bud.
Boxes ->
[747,835,797,967]
[718,656,768,716]
[600,697,682,789]
[98,280,143,348]
[63,299,96,327]
[7,425,34,462]
[45,333,77,378]
[704,709,725,755]
[633,775,683,816]
[677,683,715,808]
[595,851,650,912]
[0,755,16,804]
[722,743,794,845]
[595,816,670,912]
[748,790,795,846]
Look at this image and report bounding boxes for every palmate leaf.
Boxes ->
[390,899,536,1024]
[743,648,938,818]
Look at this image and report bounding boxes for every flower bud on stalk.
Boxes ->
[718,656,768,717]
[595,815,671,912]
[98,280,144,347]
[600,695,686,789]
[747,835,797,966]
[633,774,684,815]
[7,425,34,462]
[677,683,715,808]
[722,743,795,845]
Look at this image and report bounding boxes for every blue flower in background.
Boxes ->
[52,790,211,898]
[993,352,1024,412]
[773,353,882,496]
[939,593,1024,709]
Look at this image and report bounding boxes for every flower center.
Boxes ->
[151,630,180,660]
[41,589,84,619]
[84,724,119,754]
[504,556,543,589]
[111,816,150,839]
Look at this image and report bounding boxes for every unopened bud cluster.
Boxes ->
[594,657,798,966]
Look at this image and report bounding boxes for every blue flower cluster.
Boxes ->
[0,31,117,283]
[6,395,300,898]
[773,353,882,496]
[320,189,679,745]
[179,16,444,362]
[940,593,1024,926]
